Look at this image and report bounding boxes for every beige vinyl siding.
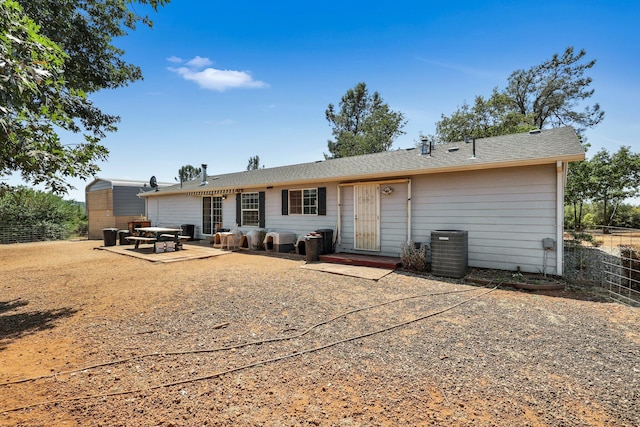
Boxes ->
[258,185,338,237]
[378,183,408,256]
[411,164,558,274]
[146,195,203,237]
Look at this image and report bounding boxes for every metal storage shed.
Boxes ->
[85,178,169,240]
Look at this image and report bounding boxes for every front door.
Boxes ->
[354,184,380,251]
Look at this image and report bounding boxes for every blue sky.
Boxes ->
[8,0,640,201]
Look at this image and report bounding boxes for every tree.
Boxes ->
[436,89,535,142]
[436,47,603,142]
[564,158,593,229]
[0,186,87,242]
[175,165,202,183]
[507,47,604,132]
[589,147,640,226]
[247,155,261,170]
[325,82,406,159]
[1,0,168,194]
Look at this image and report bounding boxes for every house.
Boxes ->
[139,127,585,275]
[85,178,171,239]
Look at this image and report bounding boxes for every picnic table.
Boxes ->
[126,227,190,252]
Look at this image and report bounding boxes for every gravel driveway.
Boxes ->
[0,240,638,426]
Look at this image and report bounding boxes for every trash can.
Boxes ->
[102,228,118,247]
[314,229,334,254]
[181,224,195,241]
[305,235,323,262]
[118,230,131,245]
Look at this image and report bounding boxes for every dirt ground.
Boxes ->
[0,240,638,426]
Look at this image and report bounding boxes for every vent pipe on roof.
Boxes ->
[200,164,208,186]
[465,136,476,159]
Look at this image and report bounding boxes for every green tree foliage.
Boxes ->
[1,0,168,194]
[565,146,640,228]
[436,89,535,142]
[325,82,407,159]
[507,47,604,131]
[175,164,202,183]
[247,155,261,170]
[589,147,640,226]
[565,159,593,229]
[613,204,640,229]
[0,186,87,242]
[436,47,604,142]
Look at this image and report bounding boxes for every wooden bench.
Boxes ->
[125,236,157,249]
[160,234,191,242]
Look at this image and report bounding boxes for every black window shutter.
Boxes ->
[235,193,241,226]
[318,187,326,216]
[281,189,288,215]
[259,191,266,228]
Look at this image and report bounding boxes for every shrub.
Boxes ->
[401,241,428,271]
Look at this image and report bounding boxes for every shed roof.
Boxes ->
[86,177,172,192]
[142,126,585,197]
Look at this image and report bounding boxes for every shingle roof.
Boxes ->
[144,126,584,197]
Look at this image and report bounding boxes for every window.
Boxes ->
[241,192,260,226]
[282,187,326,216]
[289,189,317,215]
[202,196,223,235]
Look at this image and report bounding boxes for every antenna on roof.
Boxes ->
[150,176,158,191]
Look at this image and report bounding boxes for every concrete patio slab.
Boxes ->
[300,262,394,280]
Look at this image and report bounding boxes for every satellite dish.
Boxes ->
[150,176,158,191]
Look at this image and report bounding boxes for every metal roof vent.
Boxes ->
[420,136,432,157]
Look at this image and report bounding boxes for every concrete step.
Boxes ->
[319,253,402,269]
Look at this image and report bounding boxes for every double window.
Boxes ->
[289,189,318,215]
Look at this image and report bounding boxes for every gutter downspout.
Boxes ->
[407,179,412,243]
[556,161,565,276]
[337,185,342,246]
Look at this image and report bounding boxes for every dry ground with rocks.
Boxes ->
[0,240,638,426]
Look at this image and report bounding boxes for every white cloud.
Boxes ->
[168,56,268,92]
[166,55,184,63]
[185,56,213,68]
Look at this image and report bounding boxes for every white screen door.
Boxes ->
[354,184,380,251]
